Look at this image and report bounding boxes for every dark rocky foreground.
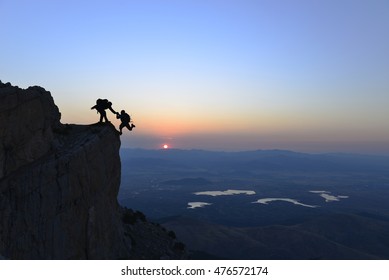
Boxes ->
[0,81,185,259]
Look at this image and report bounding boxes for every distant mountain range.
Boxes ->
[120,148,389,174]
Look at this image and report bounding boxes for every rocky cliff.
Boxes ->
[0,81,185,259]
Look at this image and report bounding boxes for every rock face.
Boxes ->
[0,82,61,178]
[0,81,185,259]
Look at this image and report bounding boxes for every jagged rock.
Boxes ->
[0,81,61,178]
[0,81,185,259]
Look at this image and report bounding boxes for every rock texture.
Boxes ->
[0,82,61,178]
[0,81,185,259]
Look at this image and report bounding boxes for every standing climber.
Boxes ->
[91,99,117,123]
[116,110,136,135]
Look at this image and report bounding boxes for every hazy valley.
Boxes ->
[119,148,389,259]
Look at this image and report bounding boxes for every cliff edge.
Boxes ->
[0,81,185,259]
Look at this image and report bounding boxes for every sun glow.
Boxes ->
[163,144,169,149]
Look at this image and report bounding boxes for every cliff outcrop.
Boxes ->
[0,81,184,259]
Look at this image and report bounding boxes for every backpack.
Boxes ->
[96,99,110,110]
[122,113,131,123]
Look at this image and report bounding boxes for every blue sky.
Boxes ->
[1,0,388,153]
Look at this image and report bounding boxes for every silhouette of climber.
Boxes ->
[116,110,136,135]
[91,99,117,123]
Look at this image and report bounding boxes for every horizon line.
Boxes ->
[119,147,389,157]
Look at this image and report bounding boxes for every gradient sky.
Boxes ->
[1,0,389,154]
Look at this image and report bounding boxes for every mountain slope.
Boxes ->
[0,81,185,259]
[163,213,389,259]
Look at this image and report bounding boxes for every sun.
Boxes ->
[163,144,169,149]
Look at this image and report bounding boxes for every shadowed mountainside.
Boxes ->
[163,213,389,260]
[0,81,185,259]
